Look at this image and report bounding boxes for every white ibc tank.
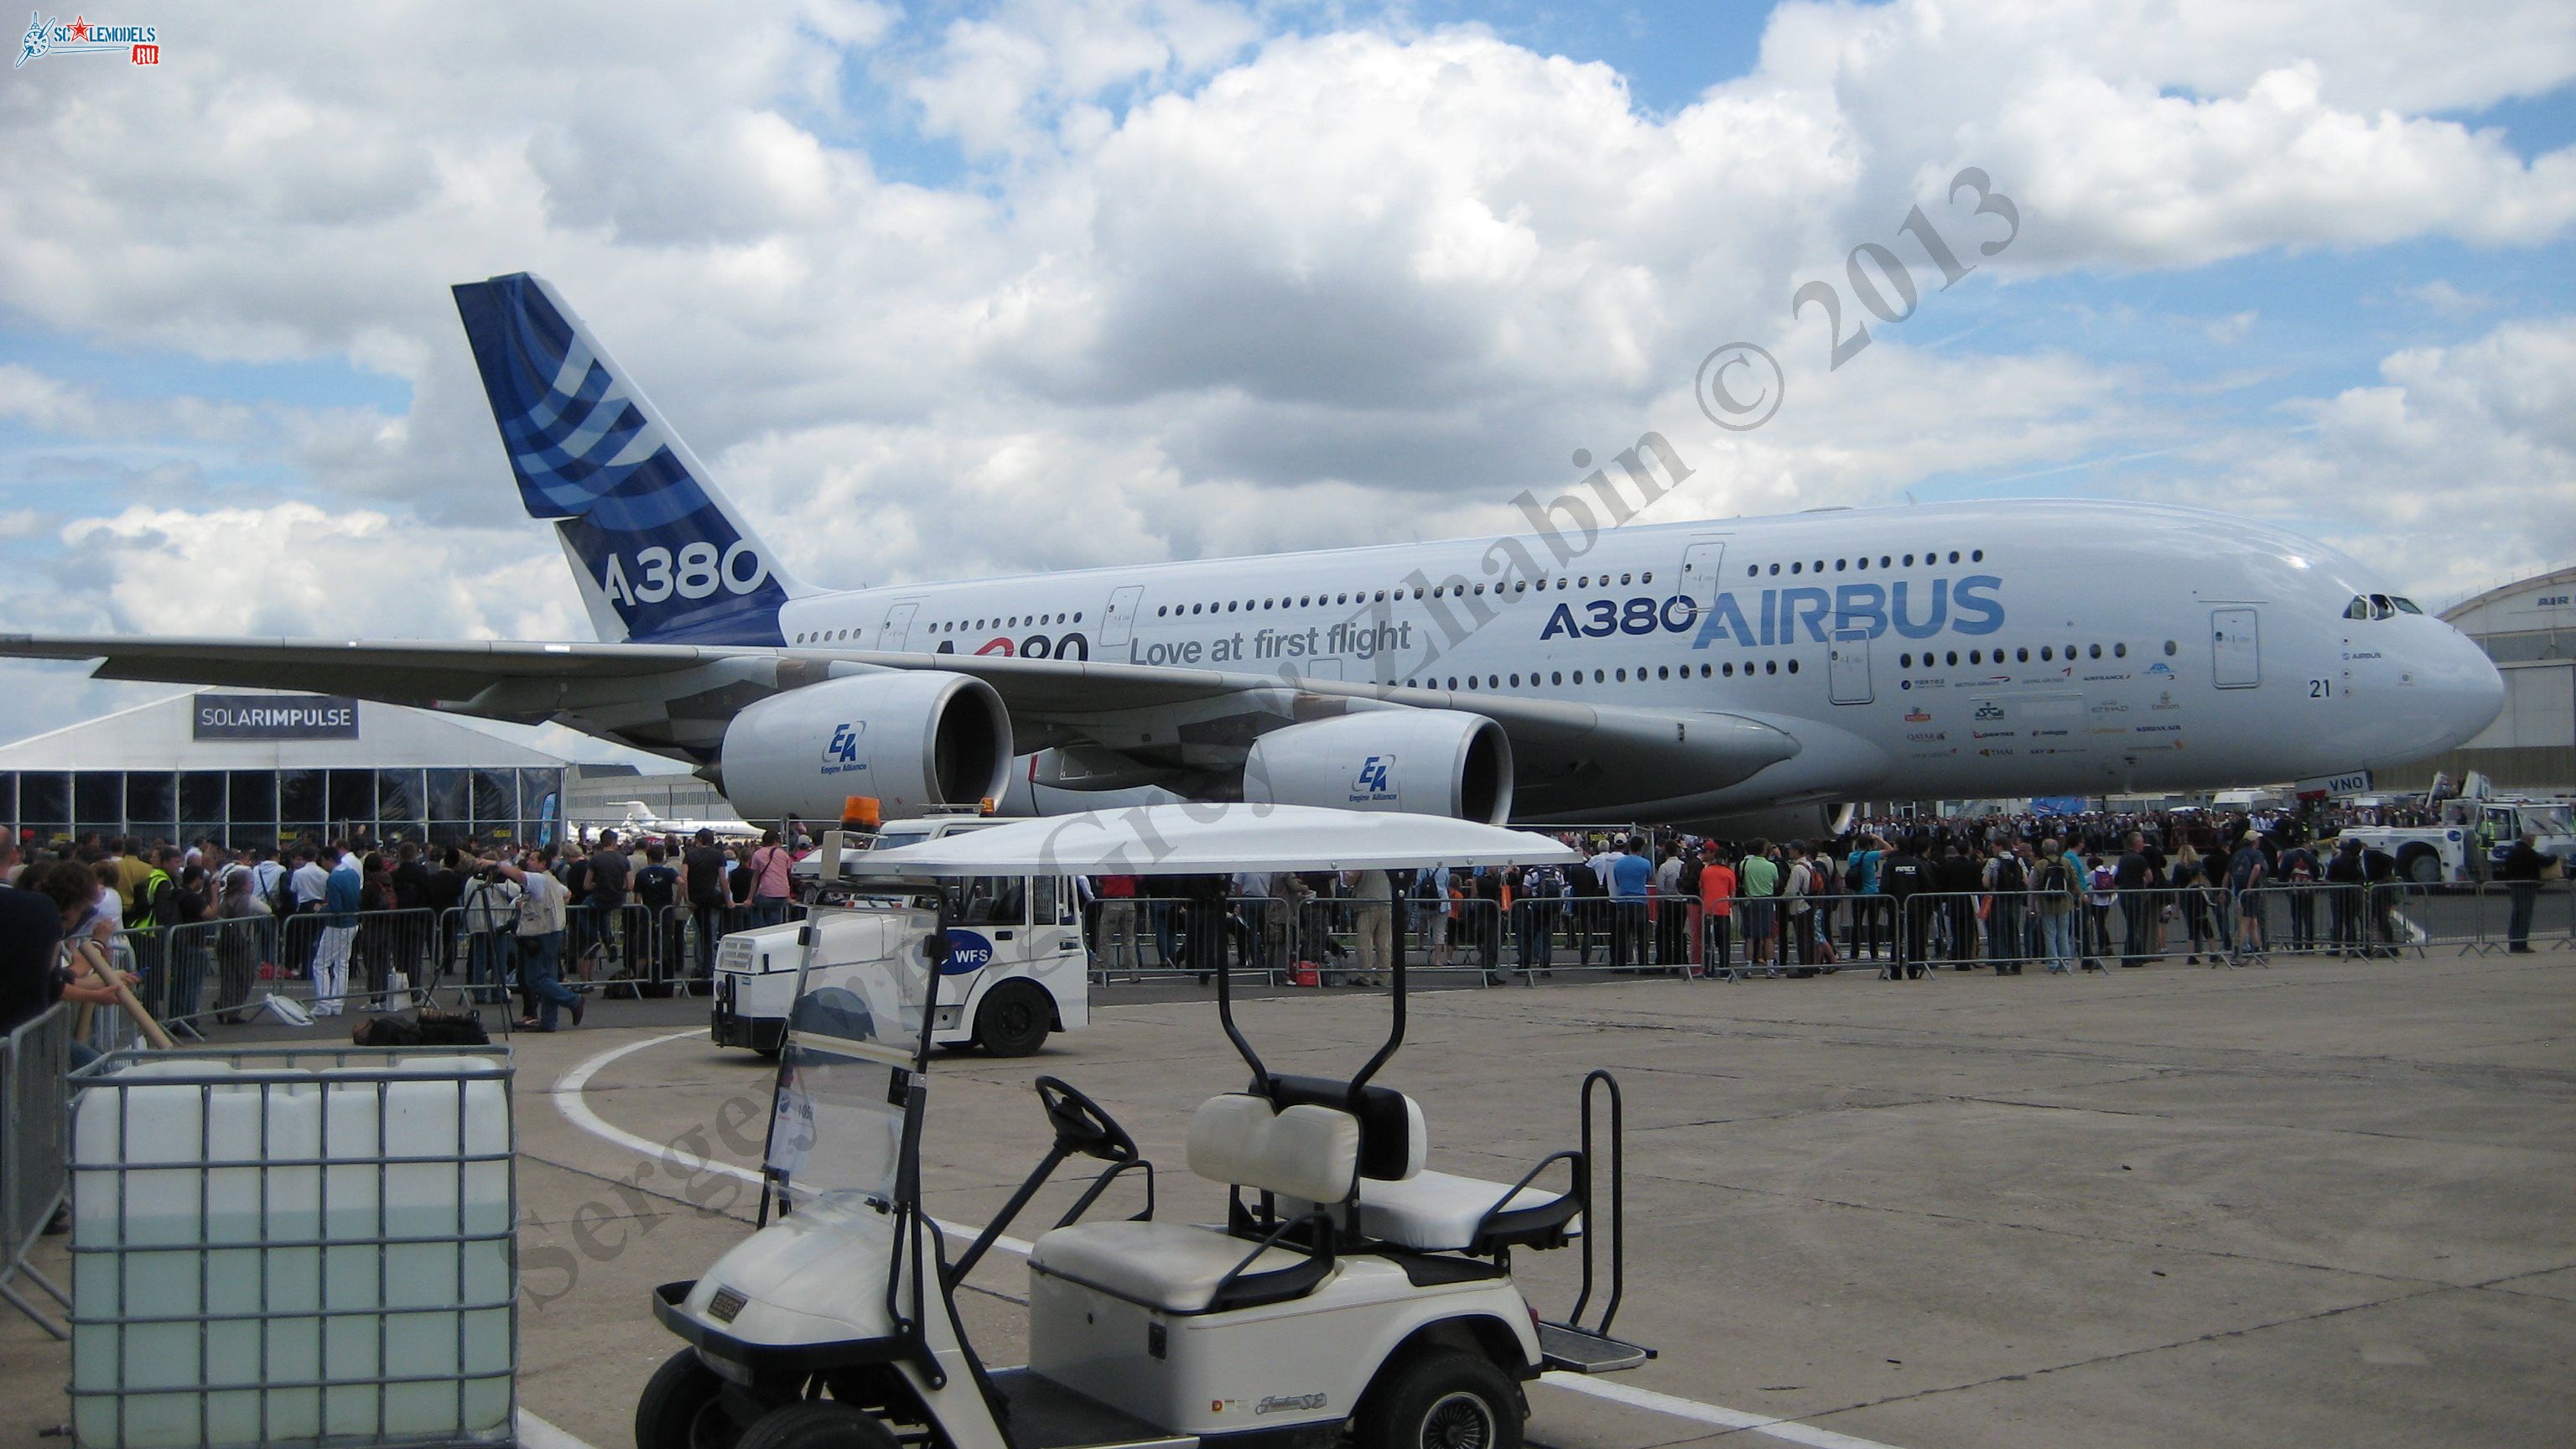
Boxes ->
[70,1053,516,1449]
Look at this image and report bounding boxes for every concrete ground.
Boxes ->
[5,948,2572,1449]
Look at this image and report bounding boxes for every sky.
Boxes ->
[1,0,2572,755]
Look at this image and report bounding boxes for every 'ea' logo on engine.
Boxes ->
[822,722,866,775]
[1350,754,1395,802]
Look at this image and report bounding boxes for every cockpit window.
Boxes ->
[2392,596,2423,615]
[2344,596,2370,621]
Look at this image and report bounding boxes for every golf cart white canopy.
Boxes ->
[854,804,1577,877]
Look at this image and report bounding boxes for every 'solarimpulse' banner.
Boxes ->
[191,694,360,741]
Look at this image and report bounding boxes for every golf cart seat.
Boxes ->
[1029,1093,1356,1315]
[1268,1075,1586,1255]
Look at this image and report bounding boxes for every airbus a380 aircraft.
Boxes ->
[0,274,2506,839]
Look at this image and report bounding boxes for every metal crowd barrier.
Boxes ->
[0,1004,72,1337]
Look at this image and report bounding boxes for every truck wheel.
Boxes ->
[636,1348,736,1449]
[2401,849,2442,886]
[735,1403,897,1449]
[974,980,1053,1057]
[1358,1348,1524,1449]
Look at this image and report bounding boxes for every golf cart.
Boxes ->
[642,804,1652,1449]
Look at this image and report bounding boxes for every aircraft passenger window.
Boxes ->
[1653,666,1665,680]
[2016,647,2029,662]
[1900,653,1913,667]
[2164,640,2177,654]
[1969,650,1981,665]
[1447,677,1459,689]
[1948,551,1960,564]
[1642,572,1653,583]
[2393,597,2423,614]
[1765,661,1778,675]
[1593,669,1605,683]
[1613,669,1625,682]
[1813,561,1823,572]
[1466,676,1477,690]
[1552,672,1563,685]
[2089,644,2102,659]
[1971,550,1984,562]
[1622,573,1633,584]
[1472,584,1485,595]
[1903,554,1914,566]
[1788,660,1800,674]
[1723,662,1734,677]
[2114,642,2127,657]
[1836,559,1846,571]
[1510,674,1520,687]
[1374,591,1387,602]
[1880,556,1892,568]
[1747,566,1758,578]
[1945,651,1959,667]
[1790,562,1802,574]
[1769,564,1781,575]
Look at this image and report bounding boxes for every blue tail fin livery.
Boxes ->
[453,273,806,644]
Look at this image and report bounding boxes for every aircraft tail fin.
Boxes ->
[452,272,808,644]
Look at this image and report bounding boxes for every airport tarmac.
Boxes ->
[5,948,2571,1449]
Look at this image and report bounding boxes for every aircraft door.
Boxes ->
[1099,586,1145,648]
[1677,537,1728,617]
[1829,629,1873,704]
[877,601,919,650]
[2211,607,2261,688]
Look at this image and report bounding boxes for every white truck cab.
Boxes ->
[710,815,1090,1057]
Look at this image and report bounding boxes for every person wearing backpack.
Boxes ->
[2225,831,2270,964]
[1985,844,2029,974]
[2277,836,2320,953]
[2031,840,2083,974]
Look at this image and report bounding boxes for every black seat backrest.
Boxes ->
[1265,1074,1421,1182]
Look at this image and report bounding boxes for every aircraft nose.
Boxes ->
[2432,630,2506,750]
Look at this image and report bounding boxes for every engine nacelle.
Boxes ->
[1691,802,1857,847]
[721,672,1013,823]
[1243,711,1514,824]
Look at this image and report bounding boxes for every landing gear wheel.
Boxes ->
[974,980,1052,1057]
[636,1348,738,1449]
[735,1401,899,1449]
[1358,1349,1524,1449]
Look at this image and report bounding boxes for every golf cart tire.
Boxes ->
[2401,847,2442,886]
[636,1347,732,1449]
[974,980,1053,1057]
[1358,1347,1524,1449]
[735,1401,899,1449]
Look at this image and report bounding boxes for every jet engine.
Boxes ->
[1242,711,1514,824]
[720,672,1013,823]
[1692,802,1857,846]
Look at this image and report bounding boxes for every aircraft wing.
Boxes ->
[0,633,1800,807]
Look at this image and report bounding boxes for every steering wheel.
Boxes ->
[1035,1076,1138,1164]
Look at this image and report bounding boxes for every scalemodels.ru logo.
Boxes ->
[17,13,160,68]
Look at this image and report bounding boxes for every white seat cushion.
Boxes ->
[1028,1221,1317,1313]
[1343,1171,1581,1253]
[1187,1095,1360,1205]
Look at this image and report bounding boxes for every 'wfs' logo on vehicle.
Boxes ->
[821,722,866,776]
[1350,755,1395,802]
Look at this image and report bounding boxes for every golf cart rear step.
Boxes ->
[1538,1320,1653,1374]
[991,1368,1197,1449]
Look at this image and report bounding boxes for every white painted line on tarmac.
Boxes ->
[516,1409,602,1449]
[1536,1374,1916,1449]
[552,1031,1916,1449]
[549,1029,1032,1254]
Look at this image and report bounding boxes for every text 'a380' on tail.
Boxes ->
[452,272,810,645]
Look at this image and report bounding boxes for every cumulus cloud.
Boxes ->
[0,0,2571,748]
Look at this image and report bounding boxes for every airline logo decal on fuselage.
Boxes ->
[1537,575,2005,647]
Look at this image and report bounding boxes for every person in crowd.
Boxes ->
[1882,834,1931,980]
[1935,842,1981,969]
[1095,873,1141,975]
[2277,834,2320,953]
[309,842,361,1017]
[2496,828,2552,954]
[1654,844,1688,967]
[586,829,634,979]
[2324,835,2366,957]
[1696,844,1737,979]
[2082,851,2116,970]
[1780,841,1819,974]
[1607,836,1652,972]
[212,860,269,1023]
[2115,832,2155,968]
[494,846,584,1031]
[460,857,522,1006]
[1845,834,1885,961]
[18,860,146,1067]
[746,829,794,927]
[1566,846,1603,968]
[2030,839,2084,974]
[634,842,681,986]
[1984,839,2029,974]
[683,827,730,979]
[2226,830,2270,964]
[1737,840,1778,974]
[1338,868,1390,989]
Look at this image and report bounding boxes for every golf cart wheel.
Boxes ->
[974,980,1053,1057]
[2401,848,2442,886]
[636,1347,738,1449]
[1359,1348,1524,1449]
[735,1401,898,1449]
